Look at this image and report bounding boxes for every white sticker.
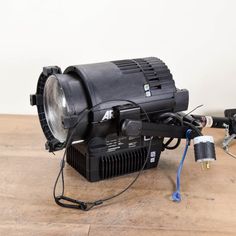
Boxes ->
[205,116,213,127]
[150,157,155,163]
[145,91,151,97]
[150,151,156,158]
[144,84,150,91]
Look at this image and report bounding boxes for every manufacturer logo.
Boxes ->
[101,110,114,121]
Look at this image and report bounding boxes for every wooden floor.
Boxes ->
[0,115,236,236]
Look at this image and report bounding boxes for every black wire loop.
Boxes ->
[53,99,153,211]
[53,101,203,211]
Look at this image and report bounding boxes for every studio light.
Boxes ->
[30,57,234,211]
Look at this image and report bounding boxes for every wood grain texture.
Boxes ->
[0,115,236,235]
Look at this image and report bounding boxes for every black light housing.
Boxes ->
[30,57,193,182]
[33,57,236,185]
[30,57,236,211]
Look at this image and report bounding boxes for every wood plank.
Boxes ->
[0,222,90,236]
[89,225,236,236]
[0,115,236,235]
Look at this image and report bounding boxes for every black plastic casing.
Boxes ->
[31,57,189,148]
[67,136,164,182]
[63,57,189,142]
[31,57,189,181]
[194,142,216,162]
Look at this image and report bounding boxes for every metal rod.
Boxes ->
[191,115,230,129]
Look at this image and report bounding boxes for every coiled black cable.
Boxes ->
[53,104,203,211]
[158,112,183,150]
[53,99,153,211]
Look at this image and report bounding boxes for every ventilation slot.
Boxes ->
[133,58,162,90]
[67,146,87,177]
[99,147,147,179]
[113,57,174,92]
[112,60,141,74]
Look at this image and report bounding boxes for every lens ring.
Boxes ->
[43,75,69,142]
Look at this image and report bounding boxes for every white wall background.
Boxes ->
[0,0,235,115]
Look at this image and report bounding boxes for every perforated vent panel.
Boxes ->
[112,60,141,74]
[112,57,174,93]
[99,147,148,179]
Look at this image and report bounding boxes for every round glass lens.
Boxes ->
[43,75,69,142]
